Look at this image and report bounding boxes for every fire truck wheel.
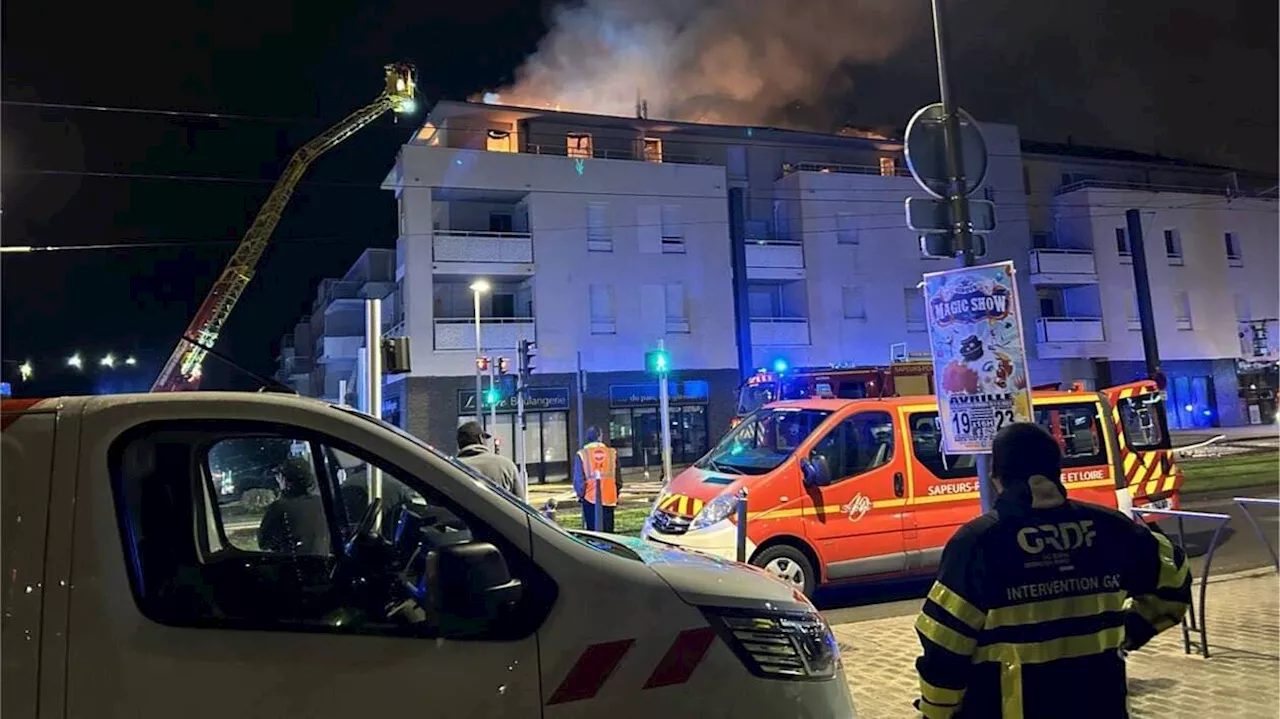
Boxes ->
[751,544,816,597]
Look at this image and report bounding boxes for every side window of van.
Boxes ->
[109,423,542,639]
[812,412,895,482]
[907,413,977,479]
[1033,403,1108,468]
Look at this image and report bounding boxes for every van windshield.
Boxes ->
[696,407,831,475]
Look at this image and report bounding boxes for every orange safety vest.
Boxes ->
[578,442,619,507]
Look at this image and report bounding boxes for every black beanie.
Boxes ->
[991,422,1063,486]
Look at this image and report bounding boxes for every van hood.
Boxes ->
[572,530,812,612]
[655,464,760,519]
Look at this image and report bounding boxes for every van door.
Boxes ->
[900,409,980,568]
[2,404,59,719]
[67,418,547,718]
[801,410,908,581]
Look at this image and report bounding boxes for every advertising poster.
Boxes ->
[922,260,1033,454]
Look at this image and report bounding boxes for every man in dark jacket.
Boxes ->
[914,422,1191,718]
[456,421,519,495]
[257,457,330,555]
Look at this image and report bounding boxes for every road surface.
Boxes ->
[819,488,1279,626]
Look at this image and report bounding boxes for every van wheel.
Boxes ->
[751,545,816,597]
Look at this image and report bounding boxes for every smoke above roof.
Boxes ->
[476,0,924,127]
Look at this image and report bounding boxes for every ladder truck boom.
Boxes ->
[151,63,417,392]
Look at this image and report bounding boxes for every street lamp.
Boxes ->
[100,353,116,369]
[469,279,491,424]
[125,356,138,366]
[18,361,32,381]
[67,353,83,370]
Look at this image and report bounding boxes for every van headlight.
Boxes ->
[689,492,739,531]
[702,608,839,680]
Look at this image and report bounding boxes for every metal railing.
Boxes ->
[432,229,532,240]
[434,317,535,325]
[779,162,913,179]
[1054,177,1264,198]
[525,143,711,165]
[1131,507,1232,658]
[1035,316,1106,343]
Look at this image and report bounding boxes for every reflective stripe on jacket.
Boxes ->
[578,442,618,507]
[914,486,1191,719]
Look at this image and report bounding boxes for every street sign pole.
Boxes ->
[575,351,586,450]
[516,342,528,501]
[488,361,498,450]
[364,298,384,526]
[657,338,674,485]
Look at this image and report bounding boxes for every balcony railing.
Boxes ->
[431,229,533,263]
[1036,317,1105,343]
[313,279,394,312]
[746,240,805,269]
[524,143,711,165]
[1028,248,1098,285]
[434,318,535,351]
[750,318,811,346]
[1055,177,1260,198]
[779,162,913,179]
[316,336,364,363]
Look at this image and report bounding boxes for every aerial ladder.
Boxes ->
[151,63,417,392]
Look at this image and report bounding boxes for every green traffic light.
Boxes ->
[645,349,671,375]
[484,388,501,406]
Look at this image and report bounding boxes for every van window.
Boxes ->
[1116,395,1167,451]
[907,412,978,479]
[1034,402,1108,469]
[110,423,545,639]
[810,412,895,482]
[696,408,831,475]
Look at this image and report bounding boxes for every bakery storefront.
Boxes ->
[457,387,572,483]
[607,380,711,469]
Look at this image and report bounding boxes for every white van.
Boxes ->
[2,393,856,719]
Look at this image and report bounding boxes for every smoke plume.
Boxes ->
[478,0,925,126]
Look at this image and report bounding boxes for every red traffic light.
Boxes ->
[476,356,490,371]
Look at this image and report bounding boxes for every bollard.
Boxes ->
[594,470,605,533]
[543,498,557,523]
[735,487,749,563]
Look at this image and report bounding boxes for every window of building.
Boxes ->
[726,146,747,180]
[664,283,689,333]
[842,286,867,320]
[589,284,615,334]
[566,132,593,159]
[809,412,895,482]
[1174,291,1193,329]
[1031,231,1052,249]
[492,293,515,319]
[489,212,514,233]
[1224,232,1242,265]
[641,137,663,163]
[878,157,896,177]
[748,285,781,318]
[837,212,858,245]
[1126,290,1141,330]
[485,129,513,153]
[110,424,547,638]
[904,287,926,330]
[587,202,611,251]
[1032,403,1108,468]
[1164,229,1183,265]
[1115,227,1131,258]
[660,204,684,251]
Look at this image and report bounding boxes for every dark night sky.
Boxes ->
[2,0,1275,395]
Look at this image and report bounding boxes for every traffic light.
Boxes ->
[645,348,671,376]
[518,339,536,378]
[476,356,490,372]
[498,356,510,374]
[381,337,411,375]
[483,386,501,407]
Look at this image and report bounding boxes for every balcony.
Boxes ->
[778,161,913,179]
[745,240,805,281]
[316,336,363,363]
[1034,317,1106,359]
[313,279,394,313]
[750,318,811,346]
[432,229,533,264]
[1028,249,1098,286]
[434,318,535,351]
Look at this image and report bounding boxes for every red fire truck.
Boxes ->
[732,360,936,426]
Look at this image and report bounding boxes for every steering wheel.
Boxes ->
[329,497,382,582]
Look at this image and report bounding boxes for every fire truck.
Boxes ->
[732,360,936,426]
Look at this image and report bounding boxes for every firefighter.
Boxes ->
[573,427,621,532]
[914,422,1191,718]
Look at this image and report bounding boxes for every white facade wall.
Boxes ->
[390,144,737,377]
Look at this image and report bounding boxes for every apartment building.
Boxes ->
[305,248,398,406]
[1022,143,1278,427]
[274,317,313,396]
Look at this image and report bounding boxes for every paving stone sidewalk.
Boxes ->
[833,569,1280,719]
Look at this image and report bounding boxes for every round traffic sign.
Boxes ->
[903,103,989,200]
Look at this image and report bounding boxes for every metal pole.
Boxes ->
[473,289,483,423]
[658,338,674,485]
[365,298,384,526]
[735,487,749,562]
[516,341,529,501]
[1126,209,1162,379]
[575,351,586,450]
[337,378,347,407]
[931,0,993,513]
[594,470,604,533]
[489,361,498,450]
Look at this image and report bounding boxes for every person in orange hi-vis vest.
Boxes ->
[572,426,622,532]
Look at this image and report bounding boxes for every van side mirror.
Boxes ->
[802,453,832,487]
[425,541,522,636]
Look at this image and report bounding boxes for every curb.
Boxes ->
[1205,566,1278,584]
